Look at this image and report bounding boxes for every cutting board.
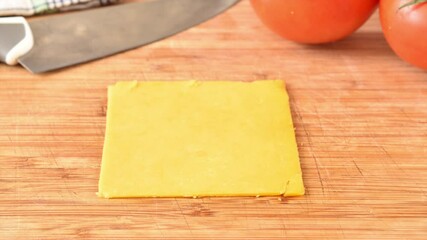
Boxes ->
[0,1,426,239]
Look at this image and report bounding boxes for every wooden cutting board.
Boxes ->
[0,1,426,239]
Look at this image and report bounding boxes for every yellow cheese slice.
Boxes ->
[98,80,304,198]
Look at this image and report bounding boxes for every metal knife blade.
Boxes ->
[0,0,239,73]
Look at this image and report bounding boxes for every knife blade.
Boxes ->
[0,0,239,73]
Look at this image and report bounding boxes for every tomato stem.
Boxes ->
[399,0,427,9]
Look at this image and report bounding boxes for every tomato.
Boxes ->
[250,0,379,44]
[380,0,427,70]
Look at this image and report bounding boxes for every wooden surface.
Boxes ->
[1,1,426,239]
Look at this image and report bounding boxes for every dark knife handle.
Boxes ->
[0,17,33,65]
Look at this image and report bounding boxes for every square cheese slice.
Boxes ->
[98,80,304,198]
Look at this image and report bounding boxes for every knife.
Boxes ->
[0,0,239,73]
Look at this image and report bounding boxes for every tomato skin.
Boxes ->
[250,0,379,44]
[380,0,427,70]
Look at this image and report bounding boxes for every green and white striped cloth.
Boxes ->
[0,0,119,16]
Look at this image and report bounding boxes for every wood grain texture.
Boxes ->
[0,1,426,239]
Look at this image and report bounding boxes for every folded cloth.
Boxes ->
[0,0,119,16]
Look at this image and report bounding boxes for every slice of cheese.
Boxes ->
[98,80,304,198]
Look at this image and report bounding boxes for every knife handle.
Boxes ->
[0,17,34,65]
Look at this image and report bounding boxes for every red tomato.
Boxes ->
[380,0,427,70]
[250,0,379,44]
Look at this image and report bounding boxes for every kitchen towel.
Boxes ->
[0,0,119,16]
